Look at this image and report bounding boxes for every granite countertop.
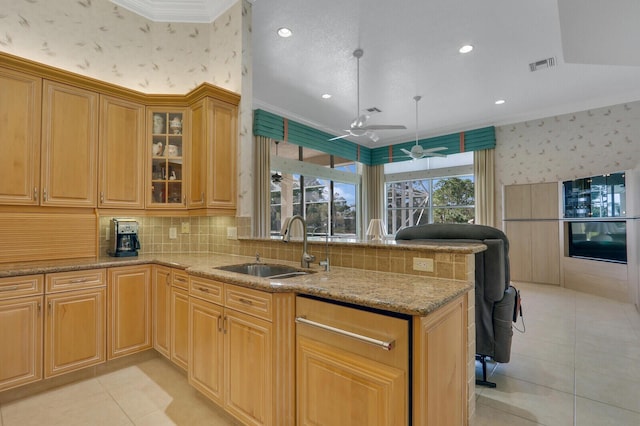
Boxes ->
[0,251,474,317]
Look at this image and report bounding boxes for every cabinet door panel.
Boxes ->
[225,309,272,426]
[44,287,105,378]
[505,221,533,282]
[504,184,531,220]
[152,266,171,358]
[531,182,559,219]
[99,95,145,208]
[0,295,43,391]
[207,101,237,211]
[297,336,406,426]
[531,221,560,285]
[0,68,41,205]
[41,80,98,207]
[171,287,189,370]
[108,266,151,360]
[189,297,224,405]
[188,99,207,208]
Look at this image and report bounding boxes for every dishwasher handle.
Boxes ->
[295,316,395,351]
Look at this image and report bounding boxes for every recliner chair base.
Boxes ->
[475,355,496,388]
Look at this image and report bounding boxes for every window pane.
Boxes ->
[334,182,357,235]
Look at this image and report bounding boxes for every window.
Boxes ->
[270,142,359,238]
[384,152,475,235]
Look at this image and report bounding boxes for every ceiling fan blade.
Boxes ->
[425,152,447,158]
[329,134,350,141]
[362,124,406,130]
[424,147,447,153]
[400,148,412,156]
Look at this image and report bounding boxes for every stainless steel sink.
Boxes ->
[215,263,314,279]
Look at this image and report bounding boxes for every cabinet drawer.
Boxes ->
[46,269,106,293]
[171,269,189,290]
[0,274,44,299]
[189,276,224,305]
[225,284,272,321]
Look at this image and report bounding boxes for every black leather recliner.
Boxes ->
[395,223,517,387]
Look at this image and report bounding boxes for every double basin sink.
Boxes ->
[215,263,315,280]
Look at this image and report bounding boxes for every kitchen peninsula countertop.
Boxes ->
[0,246,481,316]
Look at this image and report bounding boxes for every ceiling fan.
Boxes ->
[329,48,406,142]
[400,95,447,160]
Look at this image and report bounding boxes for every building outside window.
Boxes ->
[270,142,359,238]
[384,152,475,235]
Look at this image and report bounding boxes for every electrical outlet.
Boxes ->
[413,257,434,272]
[169,227,177,239]
[226,226,238,240]
[181,222,190,234]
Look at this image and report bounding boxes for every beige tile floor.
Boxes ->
[0,282,638,425]
[472,282,640,426]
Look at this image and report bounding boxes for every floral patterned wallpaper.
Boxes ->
[494,101,640,222]
[0,0,242,94]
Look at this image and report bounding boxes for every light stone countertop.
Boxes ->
[0,251,476,317]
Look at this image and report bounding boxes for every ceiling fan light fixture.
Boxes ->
[277,27,292,38]
[321,93,332,99]
[495,99,506,105]
[459,44,474,54]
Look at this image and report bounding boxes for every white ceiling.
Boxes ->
[252,0,640,147]
[116,0,640,148]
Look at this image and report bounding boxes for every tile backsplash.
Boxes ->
[99,215,241,256]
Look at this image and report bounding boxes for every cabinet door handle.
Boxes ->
[34,187,38,201]
[217,315,222,332]
[100,192,104,203]
[43,189,48,202]
[238,297,253,305]
[183,196,186,205]
[165,273,170,286]
[295,317,395,351]
[47,301,52,314]
[223,316,228,334]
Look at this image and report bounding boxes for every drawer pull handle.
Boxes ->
[295,317,395,351]
[198,287,210,293]
[0,286,19,292]
[238,297,253,305]
[70,278,89,284]
[175,277,187,282]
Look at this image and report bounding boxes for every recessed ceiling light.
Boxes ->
[459,44,474,54]
[495,99,506,105]
[277,27,292,38]
[321,93,332,99]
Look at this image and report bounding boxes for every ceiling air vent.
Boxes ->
[365,106,382,113]
[529,57,556,72]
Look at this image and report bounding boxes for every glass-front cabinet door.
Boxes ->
[148,109,187,208]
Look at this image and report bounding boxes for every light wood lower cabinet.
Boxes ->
[152,266,189,370]
[44,286,106,378]
[295,296,409,426]
[152,265,171,358]
[188,277,295,426]
[0,275,44,392]
[107,265,152,360]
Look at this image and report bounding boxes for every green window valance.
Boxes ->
[253,109,495,166]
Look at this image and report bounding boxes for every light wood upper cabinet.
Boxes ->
[99,95,145,209]
[207,99,237,212]
[504,184,532,220]
[530,182,559,219]
[41,80,98,207]
[188,98,207,208]
[107,265,152,360]
[0,68,42,206]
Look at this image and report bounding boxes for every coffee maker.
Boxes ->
[108,218,140,257]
